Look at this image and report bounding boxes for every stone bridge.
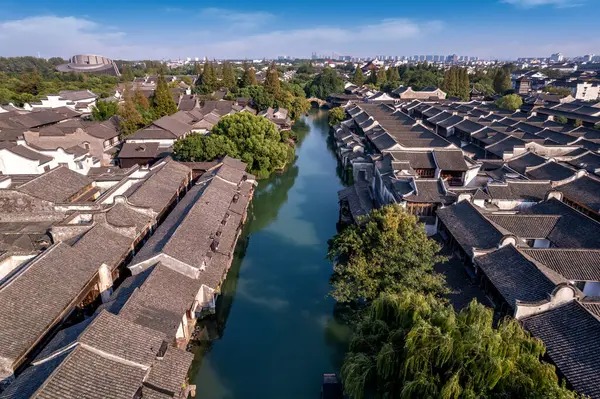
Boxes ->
[307,97,327,107]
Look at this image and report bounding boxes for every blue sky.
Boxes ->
[0,0,597,60]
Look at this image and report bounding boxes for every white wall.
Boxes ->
[583,281,600,296]
[0,150,57,175]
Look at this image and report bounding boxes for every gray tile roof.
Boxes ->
[436,200,507,256]
[433,150,468,171]
[557,175,600,212]
[521,301,600,399]
[475,245,562,307]
[118,142,160,159]
[526,161,577,182]
[128,160,191,214]
[567,151,600,173]
[526,199,600,248]
[521,248,600,281]
[17,166,92,203]
[486,215,561,239]
[388,151,435,169]
[118,264,201,337]
[507,152,546,174]
[144,347,194,396]
[486,180,551,201]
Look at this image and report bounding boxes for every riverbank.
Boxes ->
[189,107,351,398]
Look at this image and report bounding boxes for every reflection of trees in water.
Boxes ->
[291,117,310,146]
[245,163,300,235]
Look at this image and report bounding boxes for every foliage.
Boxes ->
[151,74,178,118]
[473,81,495,97]
[221,61,237,90]
[198,61,218,91]
[442,67,469,100]
[544,86,573,97]
[264,62,281,97]
[305,67,344,99]
[368,69,378,86]
[328,205,447,304]
[385,67,400,85]
[328,107,346,127]
[117,86,144,137]
[296,62,316,75]
[493,68,512,94]
[91,100,118,121]
[173,113,294,178]
[342,291,581,399]
[241,62,258,87]
[555,116,568,124]
[495,94,523,111]
[575,119,583,127]
[397,64,444,91]
[238,85,275,111]
[351,68,365,86]
[376,68,387,86]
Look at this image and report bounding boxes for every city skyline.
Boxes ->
[0,0,599,60]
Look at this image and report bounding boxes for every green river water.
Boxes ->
[189,107,351,398]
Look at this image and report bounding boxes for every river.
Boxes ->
[189,107,351,398]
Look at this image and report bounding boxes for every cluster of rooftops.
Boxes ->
[0,155,255,398]
[334,98,600,397]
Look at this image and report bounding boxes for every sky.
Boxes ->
[0,0,598,61]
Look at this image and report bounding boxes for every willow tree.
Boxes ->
[328,205,447,303]
[342,292,581,399]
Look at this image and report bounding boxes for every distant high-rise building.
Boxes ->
[426,55,433,61]
[550,52,564,62]
[584,54,595,62]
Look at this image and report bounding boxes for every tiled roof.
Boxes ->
[388,151,436,169]
[507,151,546,174]
[521,301,600,399]
[521,248,600,281]
[144,347,194,396]
[486,180,551,201]
[433,150,468,171]
[486,214,560,238]
[475,245,562,307]
[567,151,600,173]
[526,199,600,248]
[557,175,600,211]
[526,161,577,182]
[118,142,160,159]
[436,200,507,256]
[17,166,92,203]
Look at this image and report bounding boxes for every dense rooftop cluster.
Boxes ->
[333,96,600,398]
[0,154,255,398]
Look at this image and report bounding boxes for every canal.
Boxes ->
[189,107,350,398]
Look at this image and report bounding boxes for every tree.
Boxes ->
[151,74,178,118]
[459,68,470,100]
[555,115,568,124]
[328,107,346,127]
[134,88,150,111]
[241,62,257,87]
[342,291,581,399]
[386,67,400,84]
[199,60,218,91]
[238,85,275,111]
[194,62,203,76]
[575,119,583,127]
[173,113,294,178]
[117,86,144,137]
[368,69,378,86]
[493,68,512,94]
[328,205,447,304]
[495,94,523,111]
[221,61,237,90]
[264,62,281,97]
[376,67,387,87]
[91,100,118,121]
[121,65,134,82]
[305,67,345,99]
[545,86,573,97]
[351,67,365,86]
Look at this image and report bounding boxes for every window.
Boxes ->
[83,142,90,150]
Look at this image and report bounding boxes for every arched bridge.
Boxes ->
[307,97,327,107]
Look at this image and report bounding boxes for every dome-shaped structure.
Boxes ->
[56,54,120,76]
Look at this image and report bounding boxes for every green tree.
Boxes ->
[555,115,568,124]
[264,62,281,97]
[368,69,378,86]
[199,61,218,91]
[342,291,580,399]
[121,65,134,82]
[221,61,237,90]
[386,66,400,84]
[493,68,512,94]
[305,67,345,99]
[328,106,346,127]
[459,68,470,100]
[351,67,365,86]
[241,62,258,87]
[194,62,203,76]
[575,119,583,127]
[376,67,387,87]
[174,113,294,178]
[495,94,523,111]
[545,86,573,97]
[328,205,447,304]
[151,74,178,118]
[117,86,144,137]
[91,100,118,121]
[238,85,275,111]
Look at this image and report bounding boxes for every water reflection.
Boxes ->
[190,108,350,399]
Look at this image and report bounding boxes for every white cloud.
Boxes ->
[198,8,274,29]
[501,0,584,8]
